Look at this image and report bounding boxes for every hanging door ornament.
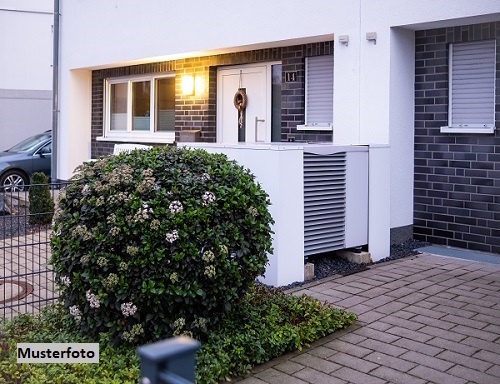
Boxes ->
[233,70,248,142]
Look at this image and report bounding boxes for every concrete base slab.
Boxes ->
[304,263,314,281]
[336,250,371,264]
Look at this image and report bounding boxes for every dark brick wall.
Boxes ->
[414,22,500,253]
[91,42,333,157]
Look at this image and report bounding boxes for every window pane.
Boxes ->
[110,83,127,131]
[271,64,282,142]
[156,77,175,131]
[132,81,151,131]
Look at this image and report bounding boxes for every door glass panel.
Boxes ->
[156,77,175,131]
[271,64,282,142]
[132,81,151,131]
[110,83,127,131]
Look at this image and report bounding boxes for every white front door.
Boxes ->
[217,64,272,143]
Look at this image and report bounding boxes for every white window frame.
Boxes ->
[297,55,334,131]
[98,73,176,143]
[441,40,496,134]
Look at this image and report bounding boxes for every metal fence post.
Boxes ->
[137,336,201,384]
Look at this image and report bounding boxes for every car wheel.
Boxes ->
[0,170,29,192]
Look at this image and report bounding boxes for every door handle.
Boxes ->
[255,117,265,142]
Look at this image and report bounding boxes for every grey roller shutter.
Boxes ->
[450,40,495,127]
[306,55,334,126]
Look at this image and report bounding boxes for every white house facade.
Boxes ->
[56,0,500,285]
[0,0,53,150]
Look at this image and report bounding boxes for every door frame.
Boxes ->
[216,61,280,143]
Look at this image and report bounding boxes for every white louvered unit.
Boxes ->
[303,152,347,256]
[179,142,369,286]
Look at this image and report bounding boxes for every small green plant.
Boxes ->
[28,172,54,225]
[0,287,357,384]
[50,146,274,345]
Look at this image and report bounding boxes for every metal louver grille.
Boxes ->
[304,152,346,257]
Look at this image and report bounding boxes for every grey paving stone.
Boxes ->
[330,366,386,384]
[385,325,433,343]
[453,295,497,308]
[408,365,468,384]
[353,326,401,343]
[370,366,426,384]
[365,351,417,373]
[334,295,369,309]
[473,350,500,366]
[354,310,386,324]
[236,377,269,384]
[323,339,372,358]
[399,350,455,372]
[437,350,493,372]
[307,346,337,359]
[441,314,489,329]
[338,332,367,345]
[391,309,418,320]
[462,304,500,318]
[405,279,437,290]
[290,353,341,374]
[472,313,500,327]
[397,292,429,305]
[366,321,392,332]
[255,368,308,384]
[328,351,379,373]
[403,305,447,319]
[419,325,467,342]
[386,286,416,298]
[358,338,407,357]
[274,361,305,375]
[419,284,448,296]
[377,314,425,331]
[485,365,500,378]
[392,337,444,357]
[346,303,373,315]
[447,365,499,384]
[483,323,500,335]
[451,324,499,342]
[361,294,396,308]
[293,367,346,384]
[427,337,480,356]
[462,336,500,354]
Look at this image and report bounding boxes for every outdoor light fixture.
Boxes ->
[181,75,194,95]
[366,32,377,44]
[195,74,205,96]
[181,74,204,96]
[339,35,349,46]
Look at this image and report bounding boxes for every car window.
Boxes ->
[8,133,51,153]
[37,142,52,155]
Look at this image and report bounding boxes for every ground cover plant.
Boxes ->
[50,146,274,344]
[0,286,356,384]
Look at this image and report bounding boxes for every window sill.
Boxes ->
[97,132,175,144]
[440,126,496,134]
[296,124,333,131]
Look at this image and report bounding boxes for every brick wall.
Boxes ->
[414,22,500,253]
[91,42,333,157]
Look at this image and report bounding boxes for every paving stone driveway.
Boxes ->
[240,253,500,384]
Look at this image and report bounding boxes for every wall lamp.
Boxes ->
[181,74,205,96]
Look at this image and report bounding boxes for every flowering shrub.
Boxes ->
[50,146,273,345]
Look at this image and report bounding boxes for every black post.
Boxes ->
[137,336,200,384]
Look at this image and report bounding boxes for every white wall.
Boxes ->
[0,0,53,148]
[57,0,500,233]
[0,0,53,90]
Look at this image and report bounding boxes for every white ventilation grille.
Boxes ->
[303,152,346,257]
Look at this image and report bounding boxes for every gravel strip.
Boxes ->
[282,239,430,290]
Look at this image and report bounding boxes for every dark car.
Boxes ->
[0,131,52,191]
